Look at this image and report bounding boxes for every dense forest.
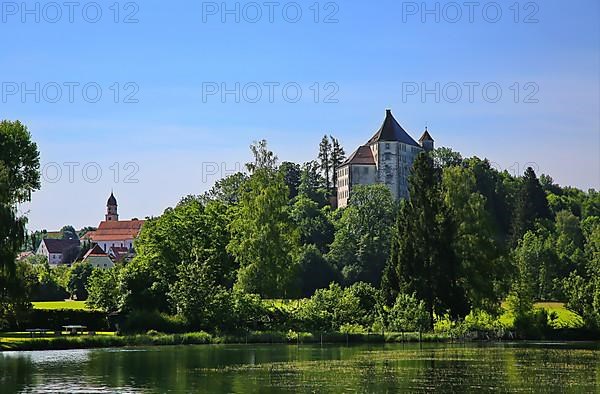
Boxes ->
[2,121,599,337]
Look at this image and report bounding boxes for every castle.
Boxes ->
[336,109,434,208]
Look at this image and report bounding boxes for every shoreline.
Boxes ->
[0,331,448,352]
[2,330,597,352]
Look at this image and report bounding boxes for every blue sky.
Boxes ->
[5,0,599,230]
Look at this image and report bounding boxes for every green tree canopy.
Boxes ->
[327,184,395,286]
[227,140,299,298]
[86,267,122,312]
[383,153,467,327]
[122,197,235,312]
[512,167,551,244]
[68,262,93,300]
[0,120,40,275]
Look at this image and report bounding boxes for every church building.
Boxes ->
[84,193,144,253]
[336,109,434,208]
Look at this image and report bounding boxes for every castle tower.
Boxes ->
[105,192,119,221]
[419,128,434,152]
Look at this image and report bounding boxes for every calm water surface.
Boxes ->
[1,342,599,393]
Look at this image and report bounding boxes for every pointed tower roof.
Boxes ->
[367,109,420,147]
[419,127,434,142]
[107,192,117,206]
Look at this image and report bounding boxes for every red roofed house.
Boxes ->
[86,193,144,253]
[82,244,114,269]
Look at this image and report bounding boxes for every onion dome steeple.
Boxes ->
[107,192,117,207]
[105,192,119,221]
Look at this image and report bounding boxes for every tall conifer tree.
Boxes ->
[511,167,551,245]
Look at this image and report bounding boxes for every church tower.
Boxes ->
[105,192,119,221]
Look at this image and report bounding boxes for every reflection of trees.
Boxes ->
[3,344,600,392]
[0,354,35,392]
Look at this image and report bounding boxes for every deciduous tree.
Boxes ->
[328,184,395,286]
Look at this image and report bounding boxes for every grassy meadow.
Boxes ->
[32,301,90,310]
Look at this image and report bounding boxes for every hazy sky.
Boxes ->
[5,0,599,230]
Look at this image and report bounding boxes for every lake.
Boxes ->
[1,342,599,393]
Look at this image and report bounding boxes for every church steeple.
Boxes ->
[105,192,119,221]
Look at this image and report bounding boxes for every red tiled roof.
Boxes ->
[341,145,376,166]
[88,219,144,242]
[18,251,34,260]
[83,244,107,259]
[109,246,129,262]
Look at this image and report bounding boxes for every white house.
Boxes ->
[36,238,81,266]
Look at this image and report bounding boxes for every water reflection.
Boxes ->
[1,342,599,393]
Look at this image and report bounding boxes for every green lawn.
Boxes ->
[534,302,584,328]
[498,302,583,329]
[0,331,118,350]
[32,301,90,310]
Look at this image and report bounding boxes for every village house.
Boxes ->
[336,109,434,208]
[81,244,115,269]
[36,238,81,266]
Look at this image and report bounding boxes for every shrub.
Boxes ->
[297,282,384,332]
[388,293,429,332]
[344,282,383,329]
[461,310,503,331]
[339,323,366,334]
[513,308,553,339]
[121,310,188,334]
[231,291,269,331]
[180,332,212,344]
[298,283,346,331]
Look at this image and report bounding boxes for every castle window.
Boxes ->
[384,152,391,161]
[385,143,390,149]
